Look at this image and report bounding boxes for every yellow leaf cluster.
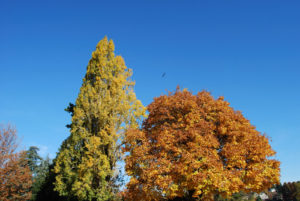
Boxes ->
[54,37,146,201]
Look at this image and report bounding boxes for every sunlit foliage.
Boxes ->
[123,88,280,201]
[54,37,146,201]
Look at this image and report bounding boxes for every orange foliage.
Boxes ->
[123,89,280,201]
[0,125,32,201]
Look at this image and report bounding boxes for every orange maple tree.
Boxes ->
[0,125,32,201]
[123,89,280,201]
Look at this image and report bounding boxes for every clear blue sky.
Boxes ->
[1,0,299,183]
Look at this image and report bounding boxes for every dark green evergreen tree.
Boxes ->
[26,146,42,175]
[26,146,52,200]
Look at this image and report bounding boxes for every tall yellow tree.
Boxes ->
[54,37,146,201]
[123,88,280,201]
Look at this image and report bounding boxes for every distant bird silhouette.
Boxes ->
[162,72,166,77]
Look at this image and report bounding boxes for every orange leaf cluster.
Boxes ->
[0,125,32,201]
[123,89,280,201]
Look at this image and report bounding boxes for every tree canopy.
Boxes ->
[26,146,42,174]
[123,89,280,201]
[0,125,32,201]
[54,36,146,201]
[26,146,51,201]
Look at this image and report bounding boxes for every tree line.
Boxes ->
[0,37,298,201]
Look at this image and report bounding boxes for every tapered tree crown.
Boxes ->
[54,37,146,201]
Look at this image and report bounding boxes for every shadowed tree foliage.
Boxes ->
[26,146,52,201]
[54,36,146,201]
[65,103,75,128]
[35,162,72,201]
[0,125,32,201]
[123,88,280,201]
[281,181,300,201]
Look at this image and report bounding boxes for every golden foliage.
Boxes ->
[123,89,280,201]
[54,37,146,201]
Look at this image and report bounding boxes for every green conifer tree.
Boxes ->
[54,37,146,201]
